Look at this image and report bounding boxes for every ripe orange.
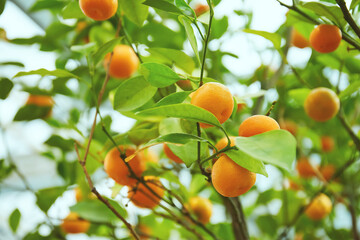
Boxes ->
[194,4,209,17]
[189,197,212,224]
[104,146,145,186]
[104,45,140,79]
[319,164,336,181]
[60,212,90,234]
[305,193,332,220]
[321,136,335,152]
[291,29,309,49]
[279,120,297,136]
[191,82,234,128]
[163,144,183,164]
[309,24,342,53]
[79,0,118,21]
[296,157,317,178]
[211,155,256,197]
[176,79,193,91]
[304,87,340,122]
[128,176,164,209]
[26,95,54,107]
[238,115,280,137]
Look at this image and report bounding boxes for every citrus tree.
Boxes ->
[0,0,359,239]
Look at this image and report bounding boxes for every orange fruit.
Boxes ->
[309,24,342,53]
[319,164,336,181]
[128,176,164,209]
[191,82,234,128]
[321,136,335,152]
[176,79,193,91]
[194,4,209,17]
[189,196,212,224]
[211,155,256,197]
[74,187,83,202]
[163,144,183,163]
[60,212,90,234]
[296,157,317,178]
[104,45,139,79]
[79,0,118,21]
[305,193,332,220]
[238,115,280,137]
[291,29,309,48]
[304,87,340,122]
[104,146,145,186]
[26,95,54,107]
[279,120,297,136]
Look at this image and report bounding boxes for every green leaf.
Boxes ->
[45,135,74,152]
[233,130,296,173]
[119,0,149,26]
[140,63,181,88]
[9,209,20,233]
[339,81,360,100]
[13,68,79,79]
[70,199,127,223]
[256,215,278,236]
[36,186,66,213]
[288,88,311,106]
[154,91,191,107]
[71,42,97,55]
[0,61,24,67]
[178,15,200,64]
[212,16,228,39]
[13,105,52,121]
[0,78,13,99]
[136,103,222,129]
[243,29,281,49]
[142,0,183,15]
[226,149,267,176]
[91,38,122,67]
[128,122,159,146]
[61,1,85,19]
[147,133,209,146]
[145,48,195,73]
[0,0,6,15]
[350,0,360,10]
[114,76,157,111]
[167,140,209,167]
[30,0,65,12]
[175,0,196,17]
[10,36,43,45]
[301,2,346,27]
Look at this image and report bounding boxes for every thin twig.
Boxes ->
[335,0,360,39]
[74,144,139,239]
[338,113,360,151]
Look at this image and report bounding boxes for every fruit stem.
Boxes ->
[265,101,277,116]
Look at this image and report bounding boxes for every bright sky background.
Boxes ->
[0,0,352,239]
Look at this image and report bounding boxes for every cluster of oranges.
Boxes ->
[291,24,342,54]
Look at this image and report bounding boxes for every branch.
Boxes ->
[338,113,360,151]
[74,144,139,240]
[276,0,360,51]
[335,0,360,39]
